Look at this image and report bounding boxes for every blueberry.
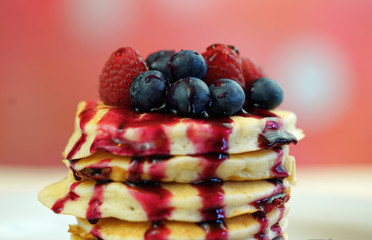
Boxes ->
[247,77,284,109]
[167,77,210,116]
[130,70,168,111]
[167,50,207,82]
[146,50,175,74]
[209,79,245,116]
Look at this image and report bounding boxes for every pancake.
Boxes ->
[69,206,288,240]
[66,146,295,183]
[64,101,304,160]
[38,174,290,222]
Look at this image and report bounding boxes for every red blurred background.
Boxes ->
[1,0,371,166]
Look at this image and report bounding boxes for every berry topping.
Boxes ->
[167,50,207,82]
[146,50,175,75]
[99,47,147,107]
[241,57,265,90]
[130,70,169,112]
[167,77,210,117]
[209,79,245,116]
[201,44,245,88]
[247,77,284,109]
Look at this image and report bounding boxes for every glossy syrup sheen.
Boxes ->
[125,181,174,221]
[86,183,105,224]
[51,182,81,214]
[192,179,225,221]
[253,206,285,240]
[90,107,180,156]
[271,148,289,179]
[90,224,103,240]
[198,220,228,240]
[144,221,171,240]
[67,102,298,159]
[66,101,98,160]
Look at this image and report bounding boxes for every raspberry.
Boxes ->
[241,57,264,90]
[201,44,245,89]
[99,47,147,107]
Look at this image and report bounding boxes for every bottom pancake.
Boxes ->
[69,206,288,240]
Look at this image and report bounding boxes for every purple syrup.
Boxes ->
[67,101,98,159]
[270,223,282,237]
[270,206,285,237]
[192,179,225,221]
[79,158,113,182]
[185,117,233,154]
[128,157,145,182]
[90,107,180,156]
[86,183,105,223]
[199,153,229,180]
[67,134,87,160]
[90,225,103,240]
[125,182,174,221]
[52,182,81,214]
[144,221,171,240]
[70,166,82,181]
[258,119,298,149]
[271,148,289,179]
[148,156,170,181]
[252,211,269,240]
[250,181,288,213]
[198,220,228,240]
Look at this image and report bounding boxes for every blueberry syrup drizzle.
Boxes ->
[129,156,171,182]
[128,157,145,182]
[185,117,233,154]
[271,148,289,179]
[86,183,106,224]
[251,183,287,240]
[67,101,98,160]
[258,119,297,149]
[250,181,288,213]
[125,181,174,221]
[90,224,103,240]
[69,158,113,182]
[199,153,229,180]
[192,179,225,221]
[148,156,170,181]
[70,165,82,181]
[198,220,228,240]
[253,211,269,240]
[69,102,299,159]
[270,221,283,236]
[52,182,81,214]
[144,221,171,240]
[90,107,180,156]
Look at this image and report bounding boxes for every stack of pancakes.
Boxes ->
[39,100,304,240]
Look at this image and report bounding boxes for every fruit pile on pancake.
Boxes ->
[39,44,304,240]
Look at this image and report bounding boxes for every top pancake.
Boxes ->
[64,101,304,160]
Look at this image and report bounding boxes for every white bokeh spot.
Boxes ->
[61,0,137,47]
[269,35,353,131]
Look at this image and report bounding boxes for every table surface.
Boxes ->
[1,165,372,240]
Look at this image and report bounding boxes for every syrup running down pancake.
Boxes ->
[39,173,290,222]
[66,147,295,183]
[69,206,288,240]
[64,101,304,160]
